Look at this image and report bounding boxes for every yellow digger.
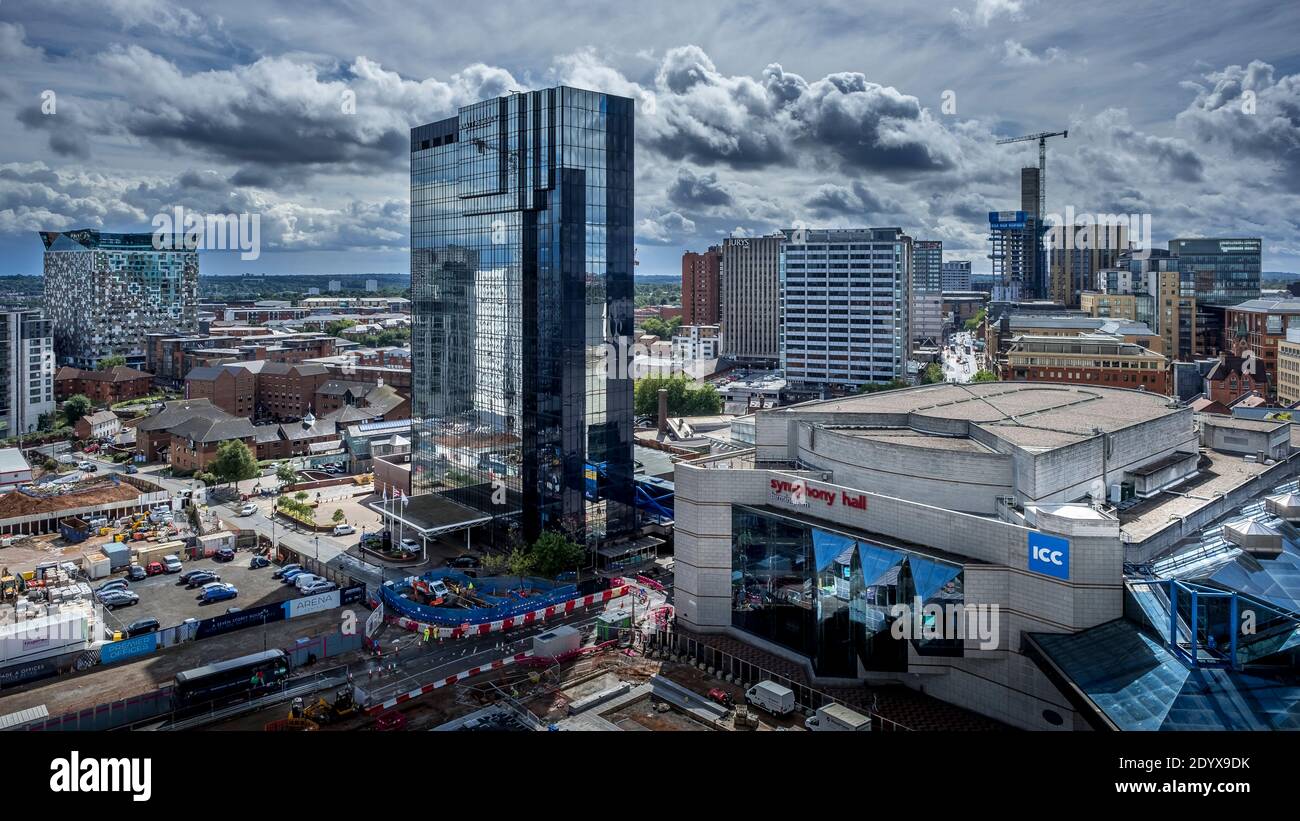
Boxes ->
[292,688,357,725]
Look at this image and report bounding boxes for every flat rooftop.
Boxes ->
[779,383,1182,451]
[1119,450,1271,542]
[836,428,994,452]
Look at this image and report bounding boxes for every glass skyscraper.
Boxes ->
[409,87,636,554]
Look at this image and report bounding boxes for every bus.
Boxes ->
[172,649,290,710]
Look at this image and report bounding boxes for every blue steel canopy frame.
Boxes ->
[1167,579,1238,670]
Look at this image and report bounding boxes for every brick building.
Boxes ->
[1203,354,1267,406]
[183,361,332,421]
[681,246,721,326]
[55,365,155,406]
[1000,333,1171,394]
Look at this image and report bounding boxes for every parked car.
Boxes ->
[162,555,183,573]
[83,444,99,454]
[273,563,302,579]
[281,568,310,584]
[77,461,97,472]
[214,547,236,562]
[198,583,238,603]
[146,561,165,576]
[332,523,356,536]
[177,568,211,584]
[95,579,129,595]
[124,464,138,474]
[447,555,482,569]
[99,590,139,609]
[399,538,420,555]
[294,573,325,590]
[126,618,160,637]
[238,503,258,516]
[299,579,338,595]
[249,555,271,569]
[185,571,220,589]
[124,564,147,581]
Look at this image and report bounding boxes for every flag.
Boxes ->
[383,486,389,503]
[400,490,408,507]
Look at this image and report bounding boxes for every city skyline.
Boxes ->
[0,0,1297,277]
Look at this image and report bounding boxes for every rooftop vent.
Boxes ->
[1265,492,1300,521]
[1222,518,1283,559]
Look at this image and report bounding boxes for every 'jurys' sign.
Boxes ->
[769,478,867,511]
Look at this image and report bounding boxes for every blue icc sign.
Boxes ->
[1027,532,1070,580]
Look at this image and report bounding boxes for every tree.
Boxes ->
[211,439,258,486]
[530,530,585,578]
[481,552,509,578]
[507,546,535,590]
[96,355,127,371]
[63,394,92,425]
[857,379,910,394]
[332,508,346,524]
[324,319,357,337]
[964,308,986,333]
[972,369,999,383]
[276,461,298,486]
[42,457,57,472]
[294,490,309,504]
[634,375,723,418]
[921,363,945,384]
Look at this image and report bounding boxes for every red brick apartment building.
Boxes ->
[55,365,155,406]
[682,246,721,326]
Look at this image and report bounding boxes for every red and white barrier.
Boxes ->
[365,651,533,714]
[385,585,633,640]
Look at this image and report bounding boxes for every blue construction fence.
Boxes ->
[377,571,579,627]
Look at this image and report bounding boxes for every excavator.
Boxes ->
[289,687,357,725]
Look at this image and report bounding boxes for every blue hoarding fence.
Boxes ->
[377,571,579,627]
[100,632,158,665]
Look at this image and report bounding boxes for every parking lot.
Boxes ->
[97,551,298,634]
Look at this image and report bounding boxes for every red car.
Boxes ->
[707,688,734,708]
[146,561,165,576]
[83,444,99,453]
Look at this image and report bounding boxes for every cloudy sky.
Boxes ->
[1,0,1298,277]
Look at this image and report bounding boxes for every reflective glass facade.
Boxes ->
[731,506,964,677]
[410,87,635,552]
[1169,238,1261,307]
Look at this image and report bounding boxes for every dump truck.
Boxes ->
[804,703,871,732]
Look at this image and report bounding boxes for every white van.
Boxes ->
[745,681,796,716]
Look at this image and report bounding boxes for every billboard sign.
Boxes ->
[100,632,157,665]
[989,211,1028,230]
[1028,532,1070,580]
[284,590,341,619]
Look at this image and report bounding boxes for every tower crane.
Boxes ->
[995,130,1068,220]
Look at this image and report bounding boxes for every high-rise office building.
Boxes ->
[1169,237,1261,358]
[911,240,943,349]
[39,230,198,369]
[720,235,782,363]
[409,86,636,551]
[1048,222,1129,307]
[941,260,972,291]
[0,309,55,438]
[681,246,721,326]
[780,228,911,392]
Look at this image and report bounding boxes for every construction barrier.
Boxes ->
[382,585,633,640]
[365,650,534,714]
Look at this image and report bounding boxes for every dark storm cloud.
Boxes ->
[1177,60,1300,185]
[668,167,732,207]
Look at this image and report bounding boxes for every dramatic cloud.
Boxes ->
[1176,60,1300,185]
[668,168,732,207]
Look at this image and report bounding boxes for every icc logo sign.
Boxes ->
[1028,532,1070,580]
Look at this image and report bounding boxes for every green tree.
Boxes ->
[294,490,309,504]
[921,363,945,384]
[972,369,999,383]
[96,354,127,370]
[641,317,672,339]
[324,319,357,337]
[332,508,346,524]
[276,461,298,486]
[42,457,57,472]
[634,375,723,418]
[964,308,986,333]
[529,530,585,578]
[211,439,258,486]
[857,379,910,395]
[481,552,509,578]
[63,394,93,425]
[507,546,535,589]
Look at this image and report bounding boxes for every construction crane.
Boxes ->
[996,130,1067,220]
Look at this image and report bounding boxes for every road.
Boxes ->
[941,330,979,383]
